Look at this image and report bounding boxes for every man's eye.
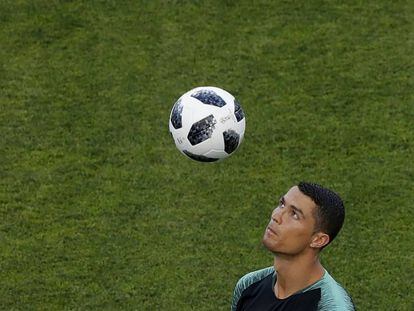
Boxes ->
[291,210,299,219]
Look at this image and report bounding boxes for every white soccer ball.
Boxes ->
[169,86,246,162]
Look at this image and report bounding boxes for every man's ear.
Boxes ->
[310,232,330,249]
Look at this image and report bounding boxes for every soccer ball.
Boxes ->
[169,86,246,162]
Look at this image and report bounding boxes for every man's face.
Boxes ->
[262,186,318,256]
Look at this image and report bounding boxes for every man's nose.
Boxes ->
[272,207,283,224]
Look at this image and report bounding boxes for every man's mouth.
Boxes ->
[266,226,277,236]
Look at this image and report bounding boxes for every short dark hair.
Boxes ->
[298,182,345,247]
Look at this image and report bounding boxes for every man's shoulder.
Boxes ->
[236,266,275,291]
[307,270,355,311]
[231,266,274,311]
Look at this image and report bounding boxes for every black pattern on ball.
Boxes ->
[187,114,217,145]
[191,89,227,107]
[170,99,184,129]
[223,130,240,154]
[183,150,219,162]
[234,99,245,122]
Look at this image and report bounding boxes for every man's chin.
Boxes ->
[262,236,276,252]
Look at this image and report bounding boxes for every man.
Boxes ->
[231,182,355,311]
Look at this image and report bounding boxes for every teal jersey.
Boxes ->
[231,266,355,311]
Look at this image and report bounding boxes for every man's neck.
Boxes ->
[273,252,325,299]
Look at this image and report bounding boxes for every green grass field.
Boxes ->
[1,0,413,310]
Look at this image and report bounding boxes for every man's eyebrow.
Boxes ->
[288,202,305,218]
[280,196,305,217]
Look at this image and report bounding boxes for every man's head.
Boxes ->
[263,182,345,256]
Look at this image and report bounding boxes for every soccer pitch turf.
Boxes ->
[1,1,413,310]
